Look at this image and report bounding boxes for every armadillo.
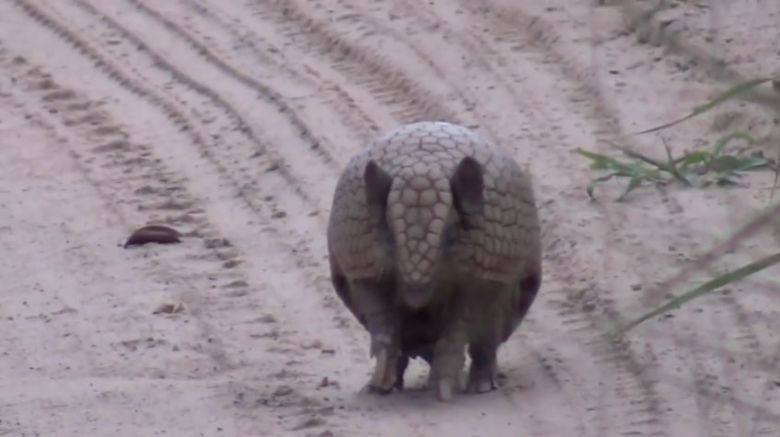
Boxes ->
[326,121,542,401]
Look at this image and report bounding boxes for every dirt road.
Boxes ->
[2,1,780,436]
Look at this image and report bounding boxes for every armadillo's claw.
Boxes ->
[365,383,394,395]
[466,375,497,393]
[434,377,455,402]
[466,363,498,394]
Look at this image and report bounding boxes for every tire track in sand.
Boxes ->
[177,0,383,147]
[260,0,542,169]
[335,2,671,436]
[59,0,375,351]
[237,1,596,435]
[399,2,780,434]
[244,0,474,129]
[111,0,592,432]
[67,0,335,211]
[0,53,339,435]
[289,1,668,435]
[465,2,780,435]
[0,57,236,378]
[2,3,382,434]
[6,2,552,435]
[124,0,344,168]
[219,0,672,432]
[292,1,617,434]
[444,0,664,143]
[16,0,359,350]
[460,3,779,433]
[235,0,667,434]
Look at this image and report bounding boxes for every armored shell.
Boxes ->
[327,121,540,289]
[326,121,542,398]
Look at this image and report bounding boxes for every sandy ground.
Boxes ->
[2,1,780,436]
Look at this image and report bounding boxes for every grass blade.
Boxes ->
[679,150,711,168]
[616,251,780,334]
[617,175,643,202]
[633,78,777,135]
[611,143,678,183]
[586,173,621,199]
[618,148,666,169]
[712,130,756,158]
[576,148,630,172]
[734,157,772,172]
[663,141,691,186]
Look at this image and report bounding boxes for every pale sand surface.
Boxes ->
[1,1,780,436]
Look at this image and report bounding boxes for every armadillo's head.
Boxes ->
[363,156,484,309]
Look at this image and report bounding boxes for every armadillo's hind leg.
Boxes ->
[394,354,410,390]
[466,341,499,393]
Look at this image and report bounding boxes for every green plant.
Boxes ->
[576,147,667,201]
[633,77,778,135]
[578,130,773,201]
[615,250,780,334]
[598,76,780,333]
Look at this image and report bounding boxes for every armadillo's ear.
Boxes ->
[364,160,393,215]
[451,156,484,215]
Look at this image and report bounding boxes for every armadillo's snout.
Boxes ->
[401,282,434,309]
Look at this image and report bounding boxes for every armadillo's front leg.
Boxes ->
[428,320,467,402]
[367,327,400,393]
[352,280,401,393]
[464,306,501,394]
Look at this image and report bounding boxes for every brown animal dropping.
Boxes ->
[326,121,542,401]
[124,225,181,248]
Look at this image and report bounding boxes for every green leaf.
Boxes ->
[709,155,770,174]
[734,157,771,172]
[708,155,743,173]
[586,182,595,199]
[577,148,654,177]
[615,251,780,334]
[576,148,623,171]
[680,150,712,168]
[586,173,621,199]
[617,175,644,202]
[611,144,669,171]
[716,173,744,186]
[633,78,778,135]
[663,143,691,186]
